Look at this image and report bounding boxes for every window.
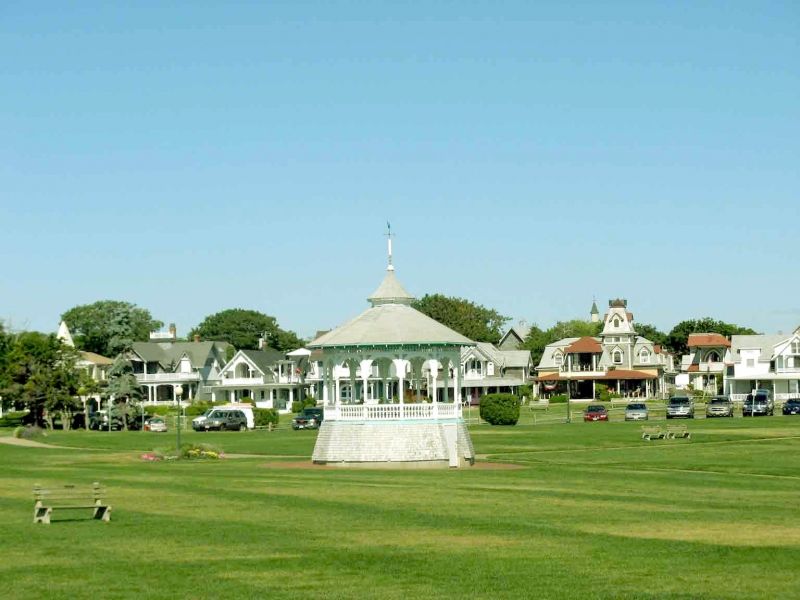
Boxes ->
[706,351,720,363]
[639,349,650,363]
[613,350,623,364]
[792,341,800,354]
[613,317,620,328]
[553,351,563,367]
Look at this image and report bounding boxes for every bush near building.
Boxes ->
[254,408,279,428]
[479,393,520,425]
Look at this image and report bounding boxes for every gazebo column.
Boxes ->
[393,359,406,405]
[360,359,372,403]
[441,357,450,403]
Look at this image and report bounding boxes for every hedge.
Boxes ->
[479,393,520,426]
[254,408,279,428]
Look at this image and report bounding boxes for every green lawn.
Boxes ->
[1,417,798,599]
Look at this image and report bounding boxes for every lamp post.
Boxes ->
[175,385,183,456]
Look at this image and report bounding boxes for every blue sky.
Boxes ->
[2,1,798,341]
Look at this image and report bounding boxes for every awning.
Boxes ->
[536,369,657,382]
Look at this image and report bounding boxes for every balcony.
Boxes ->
[137,372,200,383]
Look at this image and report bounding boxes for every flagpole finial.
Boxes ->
[385,221,394,271]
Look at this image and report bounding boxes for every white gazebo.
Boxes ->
[309,234,476,468]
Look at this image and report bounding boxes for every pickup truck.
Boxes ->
[292,408,324,430]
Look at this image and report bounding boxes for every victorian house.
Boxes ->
[535,299,675,399]
[675,333,731,393]
[124,326,231,403]
[208,348,307,413]
[725,326,800,401]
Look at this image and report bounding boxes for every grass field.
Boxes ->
[1,415,798,599]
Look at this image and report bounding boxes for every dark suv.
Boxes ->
[743,390,774,416]
[192,409,248,431]
[292,408,324,430]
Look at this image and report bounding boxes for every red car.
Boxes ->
[584,405,609,422]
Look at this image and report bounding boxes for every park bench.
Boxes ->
[33,482,111,524]
[641,425,666,441]
[666,425,691,440]
[529,399,550,412]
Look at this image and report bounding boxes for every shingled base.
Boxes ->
[312,420,475,468]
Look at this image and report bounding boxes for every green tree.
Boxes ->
[667,318,758,356]
[61,300,162,357]
[106,355,142,431]
[3,332,80,428]
[189,308,304,351]
[635,323,668,348]
[412,294,509,343]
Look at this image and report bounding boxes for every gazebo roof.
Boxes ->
[309,267,473,349]
[308,302,473,348]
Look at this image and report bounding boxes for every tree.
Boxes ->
[106,355,142,431]
[635,323,668,348]
[667,318,758,356]
[61,301,162,357]
[189,309,304,352]
[412,294,509,343]
[2,332,80,428]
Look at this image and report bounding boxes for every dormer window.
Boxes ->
[553,351,563,367]
[639,349,650,363]
[706,351,720,363]
[613,317,620,328]
[612,350,623,364]
[792,341,800,354]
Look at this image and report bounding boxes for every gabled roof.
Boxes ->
[80,351,113,366]
[565,336,602,354]
[240,348,284,374]
[687,333,731,348]
[130,341,230,369]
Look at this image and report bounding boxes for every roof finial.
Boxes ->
[385,221,394,271]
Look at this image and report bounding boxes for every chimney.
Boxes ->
[193,334,200,343]
[169,323,177,340]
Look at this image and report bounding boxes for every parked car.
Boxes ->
[624,403,648,421]
[292,407,324,430]
[192,409,248,431]
[743,390,774,416]
[89,410,124,431]
[583,405,608,422]
[144,417,168,432]
[666,396,694,419]
[782,399,800,415]
[706,396,734,418]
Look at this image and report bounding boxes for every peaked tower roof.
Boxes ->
[367,269,415,306]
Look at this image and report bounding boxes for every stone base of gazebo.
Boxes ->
[312,420,475,468]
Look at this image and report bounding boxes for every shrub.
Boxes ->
[13,425,46,440]
[254,408,279,428]
[548,394,568,404]
[479,393,520,425]
[291,400,304,413]
[518,384,533,402]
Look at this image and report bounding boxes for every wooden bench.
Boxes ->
[666,425,691,440]
[33,482,111,524]
[641,425,666,441]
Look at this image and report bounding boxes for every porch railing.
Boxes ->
[325,402,462,421]
[137,372,199,383]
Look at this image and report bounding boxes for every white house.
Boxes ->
[675,333,731,393]
[726,327,800,401]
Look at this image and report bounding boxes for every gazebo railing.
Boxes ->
[326,403,462,421]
